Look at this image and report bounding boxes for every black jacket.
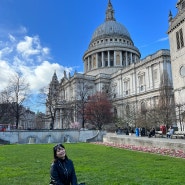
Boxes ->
[50,158,78,185]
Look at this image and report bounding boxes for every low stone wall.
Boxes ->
[103,133,185,152]
[0,129,100,144]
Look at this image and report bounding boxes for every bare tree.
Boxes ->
[84,92,113,130]
[35,111,46,129]
[145,107,161,128]
[74,77,93,128]
[157,71,175,128]
[2,73,30,129]
[176,103,185,131]
[0,90,13,125]
[113,102,138,133]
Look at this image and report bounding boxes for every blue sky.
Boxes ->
[0,0,177,112]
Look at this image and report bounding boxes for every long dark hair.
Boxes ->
[53,143,68,161]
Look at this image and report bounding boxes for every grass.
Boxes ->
[0,143,185,185]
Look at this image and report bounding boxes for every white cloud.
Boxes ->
[156,37,169,42]
[0,27,73,94]
[16,36,42,59]
[26,61,69,92]
[139,36,169,49]
[0,47,13,59]
[0,60,15,89]
[8,34,16,42]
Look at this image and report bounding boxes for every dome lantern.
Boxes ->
[105,0,116,21]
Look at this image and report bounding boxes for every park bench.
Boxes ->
[170,131,185,139]
[155,131,163,138]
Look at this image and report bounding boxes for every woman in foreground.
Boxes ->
[50,143,78,185]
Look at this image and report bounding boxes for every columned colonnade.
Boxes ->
[84,50,139,72]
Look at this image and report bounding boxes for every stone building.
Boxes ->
[46,0,174,130]
[168,0,185,131]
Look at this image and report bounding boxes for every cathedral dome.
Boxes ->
[83,0,140,76]
[91,20,131,43]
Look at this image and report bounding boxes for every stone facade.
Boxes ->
[46,1,174,130]
[168,0,185,130]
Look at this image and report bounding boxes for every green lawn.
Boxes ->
[0,143,185,185]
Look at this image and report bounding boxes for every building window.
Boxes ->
[140,85,144,91]
[180,29,184,47]
[182,1,185,9]
[153,69,158,81]
[176,28,184,50]
[180,65,185,77]
[124,81,129,95]
[138,74,145,92]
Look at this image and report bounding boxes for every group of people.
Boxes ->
[49,143,85,185]
[148,126,174,138]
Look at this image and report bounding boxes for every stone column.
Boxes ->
[125,52,128,66]
[84,60,87,73]
[130,53,133,64]
[118,77,121,97]
[114,51,116,66]
[132,71,136,94]
[108,51,110,67]
[60,109,63,129]
[134,54,137,63]
[102,52,104,67]
[149,65,153,89]
[96,53,98,68]
[146,66,150,90]
[120,51,122,66]
[88,57,90,71]
[55,109,59,129]
[159,61,163,87]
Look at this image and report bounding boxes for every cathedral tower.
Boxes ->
[168,0,185,130]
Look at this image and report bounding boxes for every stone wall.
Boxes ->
[103,133,185,152]
[0,129,100,144]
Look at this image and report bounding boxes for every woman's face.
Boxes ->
[56,147,66,159]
